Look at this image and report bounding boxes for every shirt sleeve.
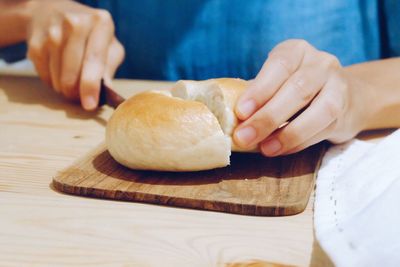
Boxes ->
[381,0,400,57]
[76,0,98,7]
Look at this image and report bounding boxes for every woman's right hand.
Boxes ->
[26,0,125,110]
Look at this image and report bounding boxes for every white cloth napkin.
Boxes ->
[314,129,400,267]
[0,58,37,76]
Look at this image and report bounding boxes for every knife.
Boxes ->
[98,79,126,109]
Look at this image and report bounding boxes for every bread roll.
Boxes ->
[106,78,256,172]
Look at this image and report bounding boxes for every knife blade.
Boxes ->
[98,79,126,109]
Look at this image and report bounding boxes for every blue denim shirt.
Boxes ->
[81,0,400,80]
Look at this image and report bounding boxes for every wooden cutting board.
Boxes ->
[53,142,326,216]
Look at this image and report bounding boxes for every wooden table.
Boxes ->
[0,76,332,267]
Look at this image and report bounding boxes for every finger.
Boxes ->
[80,10,114,110]
[281,126,334,155]
[234,65,329,148]
[59,13,92,100]
[48,25,64,93]
[103,38,125,84]
[27,31,51,87]
[260,76,345,156]
[262,123,335,156]
[235,40,311,120]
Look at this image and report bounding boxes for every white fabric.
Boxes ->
[315,129,400,267]
[0,58,37,76]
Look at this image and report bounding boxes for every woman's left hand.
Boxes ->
[233,39,374,156]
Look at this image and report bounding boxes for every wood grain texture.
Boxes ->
[53,142,325,216]
[0,75,335,266]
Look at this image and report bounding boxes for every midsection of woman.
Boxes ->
[84,0,387,80]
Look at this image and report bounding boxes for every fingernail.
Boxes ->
[83,96,97,110]
[234,126,257,147]
[237,99,256,118]
[261,138,282,156]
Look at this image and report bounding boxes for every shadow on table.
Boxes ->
[91,145,323,186]
[0,75,107,126]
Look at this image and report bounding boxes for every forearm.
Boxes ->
[0,0,34,47]
[345,57,400,130]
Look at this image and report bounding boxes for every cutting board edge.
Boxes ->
[52,177,309,217]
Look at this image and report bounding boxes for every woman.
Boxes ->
[1,0,399,156]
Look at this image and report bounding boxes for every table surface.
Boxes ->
[0,76,334,267]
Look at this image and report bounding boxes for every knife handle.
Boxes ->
[98,79,125,109]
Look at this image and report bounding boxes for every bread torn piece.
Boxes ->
[171,78,257,152]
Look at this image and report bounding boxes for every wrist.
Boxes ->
[359,80,380,131]
[0,1,35,46]
[21,1,39,40]
[345,59,400,130]
[346,72,378,132]
[9,1,35,42]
